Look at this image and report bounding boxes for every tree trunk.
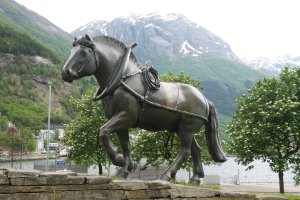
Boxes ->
[98,162,103,175]
[278,170,284,194]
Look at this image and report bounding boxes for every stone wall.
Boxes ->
[0,168,273,200]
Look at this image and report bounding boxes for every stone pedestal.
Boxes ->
[0,168,286,200]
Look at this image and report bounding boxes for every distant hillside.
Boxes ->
[0,15,61,63]
[0,0,72,58]
[0,1,90,135]
[72,13,265,136]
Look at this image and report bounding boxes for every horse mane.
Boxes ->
[93,36,140,66]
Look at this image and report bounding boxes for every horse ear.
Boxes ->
[85,34,93,42]
[72,37,78,47]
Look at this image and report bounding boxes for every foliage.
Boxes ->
[0,3,93,153]
[0,114,8,132]
[160,71,203,90]
[0,125,36,153]
[62,87,117,174]
[0,61,72,151]
[132,71,213,171]
[18,128,37,152]
[0,0,72,58]
[226,67,300,190]
[0,100,41,152]
[0,15,62,63]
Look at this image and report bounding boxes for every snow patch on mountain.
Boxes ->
[121,13,179,23]
[244,55,300,75]
[144,23,154,28]
[179,40,202,56]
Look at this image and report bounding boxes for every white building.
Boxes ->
[36,140,44,152]
[36,129,55,153]
[38,129,55,141]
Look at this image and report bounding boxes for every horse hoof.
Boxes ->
[188,178,200,185]
[112,154,125,166]
[160,174,171,182]
[115,170,129,178]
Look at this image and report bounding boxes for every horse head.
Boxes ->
[62,34,98,82]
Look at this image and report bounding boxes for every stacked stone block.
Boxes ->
[0,168,284,200]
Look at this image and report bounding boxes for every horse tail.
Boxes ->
[205,101,227,162]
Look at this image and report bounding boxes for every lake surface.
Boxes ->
[0,157,294,184]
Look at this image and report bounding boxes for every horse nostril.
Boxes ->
[65,69,71,75]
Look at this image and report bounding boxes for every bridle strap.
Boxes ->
[74,46,98,78]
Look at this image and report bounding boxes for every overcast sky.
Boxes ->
[15,0,300,59]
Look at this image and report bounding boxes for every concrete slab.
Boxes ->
[221,183,300,194]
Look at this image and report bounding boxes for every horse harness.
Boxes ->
[79,41,209,122]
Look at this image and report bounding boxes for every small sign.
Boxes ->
[56,161,65,166]
[49,143,59,147]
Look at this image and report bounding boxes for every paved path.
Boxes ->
[221,183,300,194]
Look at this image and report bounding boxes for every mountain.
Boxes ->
[73,13,238,61]
[0,0,72,59]
[72,13,264,136]
[243,55,300,76]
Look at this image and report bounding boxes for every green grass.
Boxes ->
[171,180,220,190]
[277,193,300,200]
[250,192,300,200]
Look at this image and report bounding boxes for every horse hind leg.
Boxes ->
[160,118,195,181]
[188,136,204,185]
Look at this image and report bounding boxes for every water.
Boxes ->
[0,157,295,184]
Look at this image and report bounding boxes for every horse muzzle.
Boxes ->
[61,69,75,83]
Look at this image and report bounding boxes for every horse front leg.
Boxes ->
[98,112,133,169]
[115,131,133,178]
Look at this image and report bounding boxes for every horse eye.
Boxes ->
[80,51,87,57]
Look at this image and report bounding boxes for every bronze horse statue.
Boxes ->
[61,34,226,184]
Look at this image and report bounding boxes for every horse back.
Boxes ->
[148,82,209,117]
[137,82,209,131]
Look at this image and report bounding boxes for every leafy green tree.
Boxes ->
[0,114,8,132]
[20,128,37,152]
[62,87,117,175]
[2,124,36,154]
[132,71,212,172]
[226,67,300,193]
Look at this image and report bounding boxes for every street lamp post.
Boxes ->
[46,81,52,171]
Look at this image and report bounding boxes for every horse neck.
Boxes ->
[93,45,140,89]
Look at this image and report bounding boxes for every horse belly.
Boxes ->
[138,104,181,132]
